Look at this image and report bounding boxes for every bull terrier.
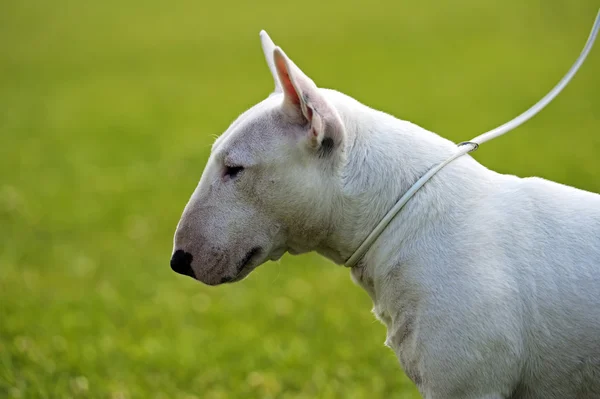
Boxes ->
[171,31,600,398]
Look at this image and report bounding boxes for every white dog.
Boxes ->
[171,32,600,398]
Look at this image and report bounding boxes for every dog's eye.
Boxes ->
[224,165,244,180]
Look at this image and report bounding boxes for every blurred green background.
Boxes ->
[1,0,598,398]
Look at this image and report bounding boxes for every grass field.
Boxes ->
[1,0,599,398]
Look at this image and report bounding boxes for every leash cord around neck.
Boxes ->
[345,9,600,268]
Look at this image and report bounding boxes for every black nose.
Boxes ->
[170,250,196,278]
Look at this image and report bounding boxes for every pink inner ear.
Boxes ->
[274,55,301,105]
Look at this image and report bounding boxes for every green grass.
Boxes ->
[0,0,598,397]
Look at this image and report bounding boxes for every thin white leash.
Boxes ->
[345,9,600,268]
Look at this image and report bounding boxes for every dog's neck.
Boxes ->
[312,90,490,290]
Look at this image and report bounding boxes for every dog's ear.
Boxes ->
[260,31,282,94]
[272,46,344,153]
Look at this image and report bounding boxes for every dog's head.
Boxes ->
[171,32,348,285]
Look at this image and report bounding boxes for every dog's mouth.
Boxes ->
[224,247,262,283]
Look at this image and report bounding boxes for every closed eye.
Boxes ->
[224,165,244,180]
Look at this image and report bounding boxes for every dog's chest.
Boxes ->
[350,265,423,385]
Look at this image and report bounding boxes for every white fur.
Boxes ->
[172,32,600,398]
